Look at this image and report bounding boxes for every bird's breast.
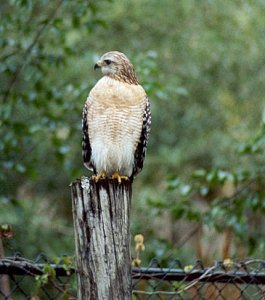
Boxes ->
[86,78,147,176]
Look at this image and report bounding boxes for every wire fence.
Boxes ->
[0,255,265,299]
[0,254,76,300]
[132,259,265,299]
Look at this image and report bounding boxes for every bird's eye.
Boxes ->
[104,59,112,65]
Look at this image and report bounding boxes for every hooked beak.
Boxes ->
[94,60,102,70]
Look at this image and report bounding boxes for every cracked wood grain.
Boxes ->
[71,177,132,300]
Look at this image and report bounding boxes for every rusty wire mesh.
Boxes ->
[0,255,265,299]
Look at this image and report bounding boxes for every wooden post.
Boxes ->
[70,177,132,300]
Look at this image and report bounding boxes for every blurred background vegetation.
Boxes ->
[0,0,264,265]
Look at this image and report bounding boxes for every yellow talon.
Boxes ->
[111,172,129,184]
[92,170,106,182]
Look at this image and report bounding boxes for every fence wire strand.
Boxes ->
[0,256,265,299]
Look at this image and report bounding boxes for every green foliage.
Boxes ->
[0,197,74,256]
[34,256,75,299]
[35,264,56,289]
[148,124,265,258]
[0,0,264,260]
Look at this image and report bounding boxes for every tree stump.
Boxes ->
[70,177,132,300]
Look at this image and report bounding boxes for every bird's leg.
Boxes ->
[92,170,106,182]
[111,172,129,184]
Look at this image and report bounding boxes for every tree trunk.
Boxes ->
[70,177,132,300]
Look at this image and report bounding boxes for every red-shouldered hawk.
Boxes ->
[82,51,151,183]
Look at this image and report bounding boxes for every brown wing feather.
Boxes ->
[131,98,151,179]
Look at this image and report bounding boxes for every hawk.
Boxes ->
[82,51,151,183]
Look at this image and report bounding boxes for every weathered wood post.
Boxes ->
[70,177,132,300]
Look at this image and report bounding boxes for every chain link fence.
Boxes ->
[132,259,265,299]
[0,254,76,300]
[0,255,265,299]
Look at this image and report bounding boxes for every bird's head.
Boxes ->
[94,51,138,85]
